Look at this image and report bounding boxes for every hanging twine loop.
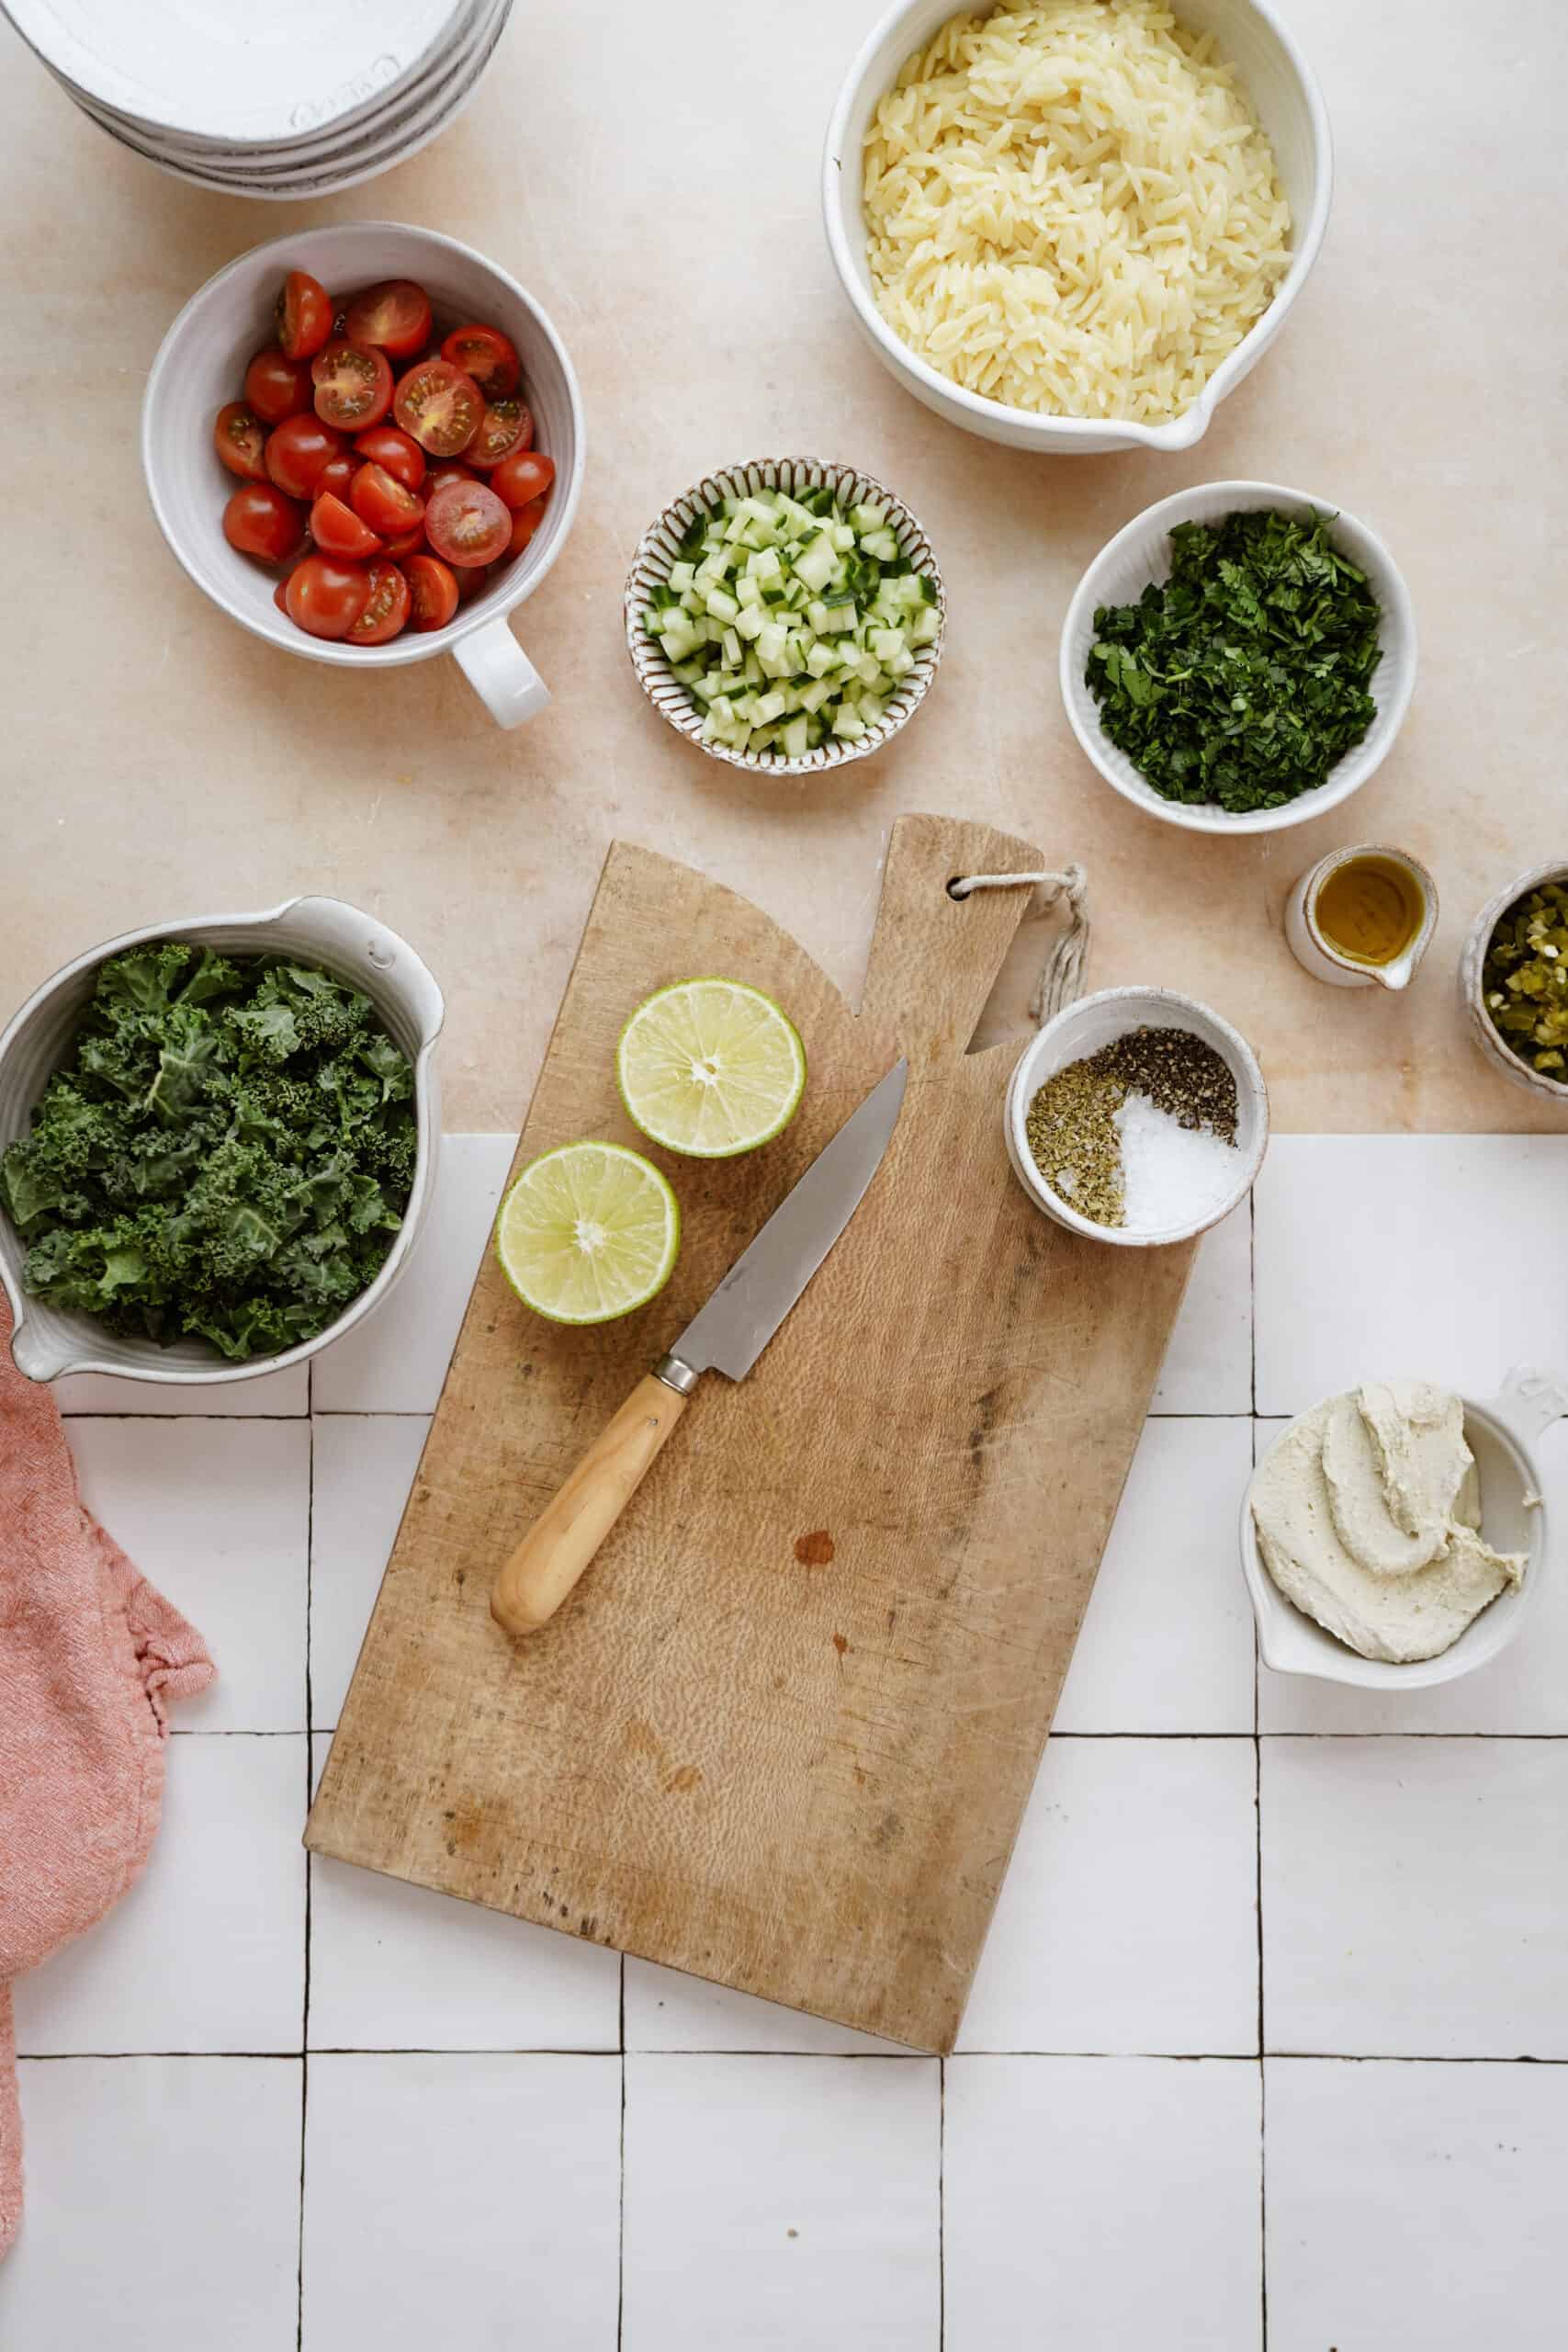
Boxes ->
[948,865,1089,1025]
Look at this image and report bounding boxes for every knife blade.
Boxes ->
[491,1057,909,1635]
[659,1055,908,1386]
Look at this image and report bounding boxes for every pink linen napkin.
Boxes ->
[0,1297,214,2256]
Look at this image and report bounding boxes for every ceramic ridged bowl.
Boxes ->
[0,898,444,1385]
[1461,862,1568,1105]
[624,457,945,777]
[1059,481,1418,837]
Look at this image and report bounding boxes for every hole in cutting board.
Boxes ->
[955,883,1083,1058]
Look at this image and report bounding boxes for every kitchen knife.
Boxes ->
[491,1057,908,1636]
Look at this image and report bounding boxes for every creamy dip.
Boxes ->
[1252,1380,1526,1663]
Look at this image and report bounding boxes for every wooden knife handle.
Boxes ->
[491,1373,689,1636]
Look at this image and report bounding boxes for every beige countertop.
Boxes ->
[2,0,1562,1133]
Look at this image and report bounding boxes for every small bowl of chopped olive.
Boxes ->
[1462,865,1568,1104]
[0,899,444,1385]
[1059,481,1417,835]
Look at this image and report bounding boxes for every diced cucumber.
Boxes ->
[646,484,942,759]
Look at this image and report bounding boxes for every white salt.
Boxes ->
[1114,1091,1240,1230]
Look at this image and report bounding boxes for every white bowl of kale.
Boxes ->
[0,899,444,1385]
[1059,481,1417,835]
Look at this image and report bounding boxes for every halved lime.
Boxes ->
[616,978,807,1158]
[495,1142,680,1324]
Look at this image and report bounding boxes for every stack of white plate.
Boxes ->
[0,0,515,199]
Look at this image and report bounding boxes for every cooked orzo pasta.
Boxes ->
[862,0,1291,424]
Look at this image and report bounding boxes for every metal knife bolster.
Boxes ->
[653,1351,702,1396]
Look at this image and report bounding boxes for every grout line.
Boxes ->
[937,2055,946,2352]
[1258,2053,1269,2352]
[162,1724,1568,1742]
[17,2045,1564,2064]
[298,1415,317,2352]
[616,1957,627,2352]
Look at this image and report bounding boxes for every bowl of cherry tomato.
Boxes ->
[141,221,584,726]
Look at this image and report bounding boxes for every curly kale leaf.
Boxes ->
[1,945,417,1360]
[1086,509,1384,814]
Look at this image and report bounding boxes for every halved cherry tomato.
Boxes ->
[404,553,458,632]
[393,358,483,457]
[423,477,511,568]
[350,461,423,537]
[506,494,548,559]
[439,323,520,399]
[352,424,425,492]
[315,453,358,504]
[214,401,268,482]
[344,279,433,361]
[223,483,308,563]
[423,461,478,498]
[490,448,556,512]
[265,413,347,499]
[311,340,393,430]
[286,554,371,640]
[455,559,496,602]
[467,399,533,470]
[381,522,426,560]
[310,492,384,560]
[348,560,412,645]
[275,269,333,361]
[243,346,314,424]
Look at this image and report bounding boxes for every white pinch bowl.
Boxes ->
[141,222,584,727]
[822,0,1331,456]
[1005,985,1268,1247]
[1460,861,1568,1106]
[0,899,444,1386]
[1240,1368,1568,1689]
[624,456,945,777]
[1060,481,1418,836]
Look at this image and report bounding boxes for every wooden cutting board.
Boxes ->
[307,813,1194,2052]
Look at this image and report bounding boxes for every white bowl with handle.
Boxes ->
[0,898,444,1385]
[141,221,584,728]
[1240,1368,1565,1689]
[822,0,1331,455]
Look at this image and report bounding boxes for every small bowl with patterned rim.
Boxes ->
[623,456,945,776]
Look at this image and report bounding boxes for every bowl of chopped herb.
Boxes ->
[0,899,444,1385]
[1461,865,1568,1103]
[1059,482,1416,834]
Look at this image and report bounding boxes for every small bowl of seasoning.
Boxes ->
[1005,988,1269,1248]
[1285,844,1438,990]
[1060,482,1417,837]
[1461,862,1568,1103]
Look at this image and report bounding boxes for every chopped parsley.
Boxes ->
[1087,508,1383,814]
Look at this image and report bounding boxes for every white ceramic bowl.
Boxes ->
[1460,862,1568,1106]
[141,222,584,728]
[1005,985,1268,1246]
[1060,481,1418,835]
[625,457,945,777]
[0,898,444,1386]
[1240,1368,1566,1689]
[822,0,1332,456]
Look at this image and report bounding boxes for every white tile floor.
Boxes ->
[3,1132,1565,2349]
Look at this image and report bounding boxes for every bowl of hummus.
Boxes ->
[1240,1371,1565,1688]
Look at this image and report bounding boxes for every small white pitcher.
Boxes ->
[1284,844,1438,990]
